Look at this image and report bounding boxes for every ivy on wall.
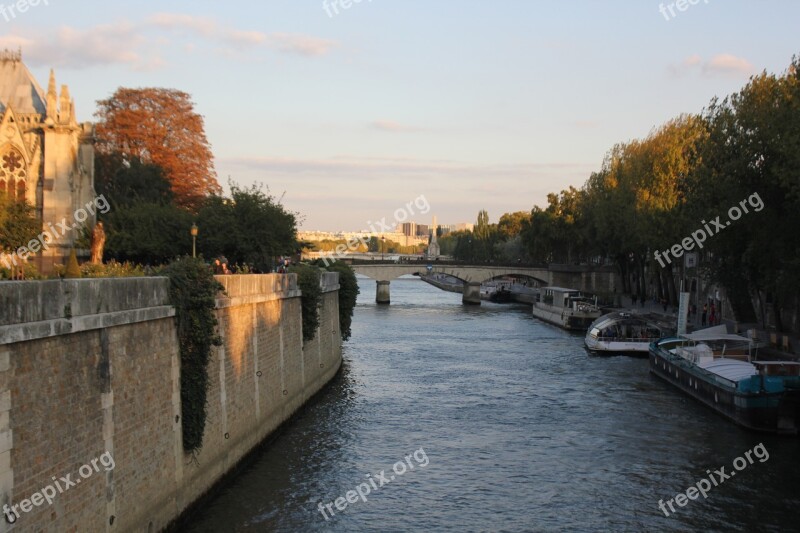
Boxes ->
[162,257,224,454]
[318,261,359,341]
[289,264,322,343]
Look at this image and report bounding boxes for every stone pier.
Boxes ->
[462,282,481,305]
[376,280,391,304]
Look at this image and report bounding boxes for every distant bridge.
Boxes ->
[349,262,616,305]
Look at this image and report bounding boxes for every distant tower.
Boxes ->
[427,216,440,259]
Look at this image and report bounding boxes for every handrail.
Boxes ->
[597,337,657,343]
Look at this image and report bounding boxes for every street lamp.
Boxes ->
[191,223,198,258]
[381,236,385,261]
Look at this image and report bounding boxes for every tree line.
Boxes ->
[441,55,800,331]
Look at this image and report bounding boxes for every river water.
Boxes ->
[185,277,799,532]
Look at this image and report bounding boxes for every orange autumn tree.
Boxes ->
[95,88,221,210]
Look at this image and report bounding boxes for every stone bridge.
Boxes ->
[350,263,616,305]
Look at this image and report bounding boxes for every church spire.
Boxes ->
[59,84,72,123]
[46,69,57,120]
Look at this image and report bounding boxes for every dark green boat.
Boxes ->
[649,328,800,434]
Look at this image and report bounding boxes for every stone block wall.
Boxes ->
[0,273,342,532]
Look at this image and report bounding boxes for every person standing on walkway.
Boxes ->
[701,303,708,326]
[709,303,716,326]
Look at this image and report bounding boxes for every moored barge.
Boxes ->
[649,329,800,434]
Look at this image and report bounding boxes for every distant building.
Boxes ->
[455,222,475,232]
[0,50,96,271]
[400,222,416,237]
[437,224,455,236]
[415,224,429,237]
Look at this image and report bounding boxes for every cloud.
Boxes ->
[573,120,599,129]
[370,120,426,133]
[147,12,266,48]
[0,13,337,70]
[268,33,337,56]
[147,13,335,55]
[703,54,755,76]
[148,12,217,37]
[683,54,702,67]
[0,24,158,70]
[669,53,755,78]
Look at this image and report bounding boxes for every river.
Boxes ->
[184,276,799,532]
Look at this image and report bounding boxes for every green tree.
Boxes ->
[102,202,194,265]
[497,211,531,239]
[197,183,299,272]
[0,193,40,273]
[95,153,174,208]
[685,58,800,328]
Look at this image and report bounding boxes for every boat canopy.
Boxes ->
[590,314,653,330]
[683,332,752,342]
[698,358,757,382]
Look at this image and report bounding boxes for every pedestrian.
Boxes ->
[701,303,708,326]
[709,303,716,326]
[213,258,225,275]
[662,298,668,312]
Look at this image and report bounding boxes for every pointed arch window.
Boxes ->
[1,147,27,202]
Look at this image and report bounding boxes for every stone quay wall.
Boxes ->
[0,273,342,532]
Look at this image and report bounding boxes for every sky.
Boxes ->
[1,0,799,231]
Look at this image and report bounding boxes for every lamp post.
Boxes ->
[381,236,385,261]
[191,223,198,258]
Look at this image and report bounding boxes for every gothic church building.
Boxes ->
[0,49,95,271]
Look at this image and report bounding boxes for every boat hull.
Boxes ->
[649,343,800,434]
[532,304,600,331]
[584,338,651,354]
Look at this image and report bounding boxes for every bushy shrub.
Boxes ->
[80,261,145,278]
[0,261,41,280]
[64,249,81,278]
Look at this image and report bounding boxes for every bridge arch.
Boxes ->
[350,264,555,305]
[347,262,616,305]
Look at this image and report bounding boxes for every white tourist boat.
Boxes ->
[584,311,670,354]
[532,287,602,331]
